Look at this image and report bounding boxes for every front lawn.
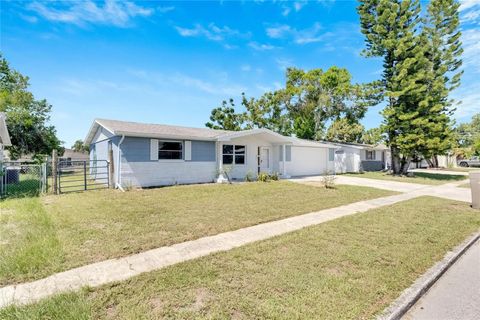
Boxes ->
[344,171,467,185]
[2,196,479,319]
[0,181,394,285]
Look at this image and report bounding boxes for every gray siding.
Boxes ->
[190,141,216,162]
[361,160,384,171]
[119,137,215,162]
[121,137,159,162]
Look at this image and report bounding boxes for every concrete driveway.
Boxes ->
[290,174,472,203]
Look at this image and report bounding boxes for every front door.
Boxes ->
[259,147,270,173]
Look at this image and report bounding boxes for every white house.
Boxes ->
[84,119,338,188]
[331,142,390,173]
[0,112,12,163]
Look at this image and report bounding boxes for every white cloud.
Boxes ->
[461,29,480,73]
[126,69,247,96]
[248,41,275,51]
[453,88,480,120]
[28,0,153,27]
[460,0,480,25]
[266,25,291,38]
[459,0,480,12]
[280,1,307,16]
[275,58,294,71]
[175,23,246,42]
[157,6,175,13]
[266,23,324,44]
[241,65,252,72]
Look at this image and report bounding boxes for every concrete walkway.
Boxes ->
[403,239,480,320]
[0,192,419,308]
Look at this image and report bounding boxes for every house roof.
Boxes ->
[85,119,232,144]
[84,118,338,148]
[0,112,12,146]
[325,141,389,151]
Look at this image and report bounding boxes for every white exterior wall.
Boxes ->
[284,146,329,176]
[220,135,275,180]
[120,160,217,187]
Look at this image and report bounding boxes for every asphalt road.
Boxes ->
[404,239,480,320]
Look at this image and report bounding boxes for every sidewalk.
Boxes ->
[403,239,480,320]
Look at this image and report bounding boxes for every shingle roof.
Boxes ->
[96,118,232,140]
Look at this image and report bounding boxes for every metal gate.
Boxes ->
[57,160,109,193]
[0,162,46,198]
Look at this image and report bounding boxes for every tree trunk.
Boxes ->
[391,146,402,174]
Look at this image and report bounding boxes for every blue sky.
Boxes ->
[1,0,479,147]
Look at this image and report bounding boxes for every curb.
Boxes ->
[377,231,480,320]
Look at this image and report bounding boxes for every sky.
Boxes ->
[1,0,479,147]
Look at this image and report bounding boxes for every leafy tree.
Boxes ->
[241,91,292,136]
[0,54,63,160]
[71,139,90,153]
[205,98,245,131]
[361,127,385,145]
[284,67,381,140]
[325,118,364,143]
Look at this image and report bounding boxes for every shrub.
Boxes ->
[257,172,270,182]
[269,172,279,181]
[321,171,336,189]
[244,170,256,182]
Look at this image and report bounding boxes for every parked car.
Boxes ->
[458,156,480,167]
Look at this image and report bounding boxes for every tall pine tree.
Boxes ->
[420,0,463,167]
[358,0,462,173]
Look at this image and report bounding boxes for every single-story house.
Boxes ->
[0,112,12,163]
[84,118,338,188]
[331,142,390,173]
[60,148,90,162]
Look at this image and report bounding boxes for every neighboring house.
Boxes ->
[331,142,390,173]
[0,112,12,163]
[60,148,90,162]
[84,119,338,188]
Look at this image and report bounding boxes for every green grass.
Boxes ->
[2,196,479,319]
[0,181,394,285]
[344,171,467,185]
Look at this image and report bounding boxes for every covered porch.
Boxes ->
[215,129,293,182]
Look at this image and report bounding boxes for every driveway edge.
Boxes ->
[377,231,480,320]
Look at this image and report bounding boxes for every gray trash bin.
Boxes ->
[470,172,480,209]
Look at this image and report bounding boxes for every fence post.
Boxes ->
[84,161,87,191]
[108,149,114,189]
[52,149,58,194]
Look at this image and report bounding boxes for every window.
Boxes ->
[158,141,183,160]
[222,144,245,165]
[366,150,376,160]
[329,148,335,161]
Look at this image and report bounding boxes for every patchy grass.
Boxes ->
[344,171,467,185]
[2,196,479,319]
[0,181,394,285]
[458,183,471,188]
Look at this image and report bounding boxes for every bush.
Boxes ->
[257,172,270,182]
[321,171,336,189]
[244,170,256,182]
[257,172,280,182]
[269,172,279,181]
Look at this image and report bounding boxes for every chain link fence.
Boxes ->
[0,162,47,198]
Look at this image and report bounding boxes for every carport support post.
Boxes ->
[282,144,286,176]
[52,149,58,195]
[108,148,114,188]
